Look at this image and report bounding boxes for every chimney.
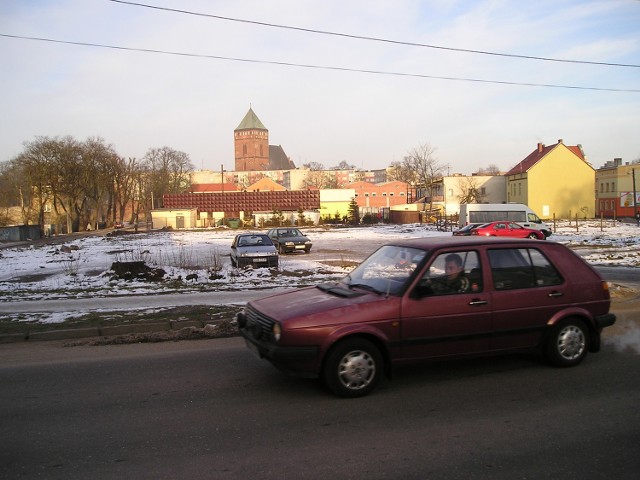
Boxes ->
[537,143,543,152]
[558,139,563,144]
[614,157,622,166]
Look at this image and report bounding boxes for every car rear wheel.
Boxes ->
[323,338,382,398]
[546,318,589,367]
[527,233,539,239]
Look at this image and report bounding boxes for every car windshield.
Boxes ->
[238,235,272,247]
[278,229,302,237]
[340,245,427,296]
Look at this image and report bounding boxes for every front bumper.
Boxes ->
[238,325,320,377]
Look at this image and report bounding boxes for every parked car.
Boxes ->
[452,223,486,236]
[471,221,545,239]
[266,228,312,254]
[237,236,615,397]
[230,233,279,268]
[113,222,124,229]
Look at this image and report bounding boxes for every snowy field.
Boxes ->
[0,221,638,304]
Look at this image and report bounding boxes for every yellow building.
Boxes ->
[505,139,595,219]
[319,189,356,221]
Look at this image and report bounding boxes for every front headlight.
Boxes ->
[272,322,281,342]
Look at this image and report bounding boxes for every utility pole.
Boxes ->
[633,168,638,226]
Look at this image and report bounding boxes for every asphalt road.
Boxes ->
[1,336,638,480]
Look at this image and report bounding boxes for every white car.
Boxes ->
[230,233,279,268]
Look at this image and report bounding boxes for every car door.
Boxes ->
[492,222,509,237]
[487,247,571,351]
[398,250,492,362]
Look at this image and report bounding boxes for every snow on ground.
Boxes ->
[0,221,638,306]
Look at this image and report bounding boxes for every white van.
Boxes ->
[459,203,552,238]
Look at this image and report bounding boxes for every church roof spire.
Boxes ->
[235,107,267,131]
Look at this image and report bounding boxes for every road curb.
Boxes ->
[0,319,208,344]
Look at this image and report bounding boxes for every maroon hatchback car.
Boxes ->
[237,237,616,397]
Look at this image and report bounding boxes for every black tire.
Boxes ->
[230,256,237,267]
[546,318,589,367]
[323,338,382,398]
[279,245,286,254]
[305,248,311,254]
[527,233,539,239]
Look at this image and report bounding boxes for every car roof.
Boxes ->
[385,236,545,250]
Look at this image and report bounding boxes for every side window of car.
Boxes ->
[419,250,483,296]
[528,249,564,286]
[488,248,536,290]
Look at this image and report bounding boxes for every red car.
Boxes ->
[237,237,615,397]
[471,221,544,239]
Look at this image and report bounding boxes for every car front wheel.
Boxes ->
[546,318,589,367]
[323,338,382,398]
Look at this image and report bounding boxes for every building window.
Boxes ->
[606,183,609,193]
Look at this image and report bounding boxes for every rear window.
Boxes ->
[488,248,563,291]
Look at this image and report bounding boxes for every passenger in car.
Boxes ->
[430,253,470,294]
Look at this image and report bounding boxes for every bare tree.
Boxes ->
[302,161,325,171]
[81,137,118,229]
[457,177,486,204]
[387,160,417,184]
[477,164,501,175]
[331,160,355,170]
[303,170,337,189]
[142,147,194,208]
[405,143,448,212]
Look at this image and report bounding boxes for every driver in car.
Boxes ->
[429,253,470,294]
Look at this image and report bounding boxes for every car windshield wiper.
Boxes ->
[348,283,383,295]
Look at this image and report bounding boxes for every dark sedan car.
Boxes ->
[266,228,312,254]
[452,223,486,236]
[237,236,615,397]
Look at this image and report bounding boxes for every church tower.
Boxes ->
[234,107,269,171]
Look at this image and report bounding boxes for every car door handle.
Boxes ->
[469,299,488,305]
[548,291,564,297]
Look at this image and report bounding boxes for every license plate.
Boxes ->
[295,245,305,249]
[253,258,267,263]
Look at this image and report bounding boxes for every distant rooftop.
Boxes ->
[235,107,267,131]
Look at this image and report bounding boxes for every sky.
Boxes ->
[1,0,639,174]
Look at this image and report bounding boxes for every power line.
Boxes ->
[1,33,638,93]
[108,0,640,69]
